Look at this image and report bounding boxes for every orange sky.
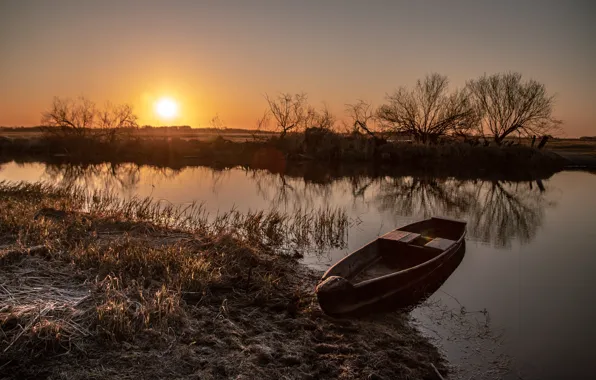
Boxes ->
[1,1,594,136]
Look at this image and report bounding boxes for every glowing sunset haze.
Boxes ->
[0,0,594,136]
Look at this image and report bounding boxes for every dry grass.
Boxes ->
[0,181,446,379]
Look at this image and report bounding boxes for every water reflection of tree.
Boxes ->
[42,163,143,193]
[349,176,375,200]
[372,177,552,248]
[468,180,548,247]
[374,177,476,218]
[43,162,555,248]
[250,170,333,211]
[249,168,553,247]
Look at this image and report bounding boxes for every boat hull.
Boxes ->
[316,217,466,316]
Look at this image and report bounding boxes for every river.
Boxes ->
[1,161,594,379]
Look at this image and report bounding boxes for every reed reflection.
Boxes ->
[254,172,553,248]
[39,163,554,248]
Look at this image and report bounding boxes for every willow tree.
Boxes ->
[377,74,476,143]
[466,72,560,144]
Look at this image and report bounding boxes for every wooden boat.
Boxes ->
[340,239,467,316]
[316,217,467,316]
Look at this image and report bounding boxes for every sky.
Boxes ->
[0,0,594,136]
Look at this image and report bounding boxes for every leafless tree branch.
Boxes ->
[345,100,378,138]
[41,96,138,142]
[377,74,476,144]
[466,72,561,144]
[264,92,309,138]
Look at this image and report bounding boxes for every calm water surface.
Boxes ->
[1,161,595,379]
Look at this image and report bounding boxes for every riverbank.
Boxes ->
[0,132,570,180]
[551,151,596,169]
[543,138,596,169]
[0,182,447,379]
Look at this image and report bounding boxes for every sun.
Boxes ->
[155,97,178,119]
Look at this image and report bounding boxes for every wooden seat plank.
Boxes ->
[380,230,420,243]
[424,237,456,251]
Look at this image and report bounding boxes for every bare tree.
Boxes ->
[264,92,308,138]
[251,110,271,141]
[305,103,336,131]
[209,113,227,131]
[42,96,138,141]
[97,102,138,142]
[345,100,378,137]
[209,113,227,139]
[377,74,476,143]
[317,104,336,131]
[42,96,97,137]
[466,72,561,144]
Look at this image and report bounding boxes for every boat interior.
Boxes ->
[350,218,466,283]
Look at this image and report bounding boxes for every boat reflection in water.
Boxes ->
[316,217,467,317]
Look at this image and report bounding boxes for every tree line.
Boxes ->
[41,71,561,145]
[261,72,560,144]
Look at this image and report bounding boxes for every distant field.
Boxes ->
[2,128,595,151]
[545,139,596,155]
[0,130,44,139]
[0,128,275,142]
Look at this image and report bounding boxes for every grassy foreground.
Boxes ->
[0,182,446,379]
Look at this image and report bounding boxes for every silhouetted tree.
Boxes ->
[251,110,271,141]
[377,74,476,143]
[466,72,561,144]
[209,113,227,131]
[42,96,96,137]
[345,100,378,137]
[264,92,309,138]
[305,103,336,131]
[302,104,338,156]
[97,102,138,142]
[42,96,138,141]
